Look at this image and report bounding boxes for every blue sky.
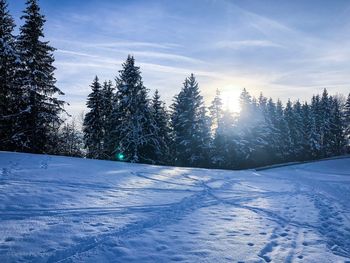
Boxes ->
[9,0,350,116]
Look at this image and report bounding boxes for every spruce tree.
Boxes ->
[329,97,345,155]
[151,89,171,164]
[301,102,319,160]
[171,74,209,167]
[343,93,350,152]
[311,94,322,157]
[292,100,304,160]
[211,110,236,168]
[16,0,65,153]
[83,76,104,159]
[209,90,225,167]
[284,99,296,159]
[101,80,115,159]
[112,55,159,163]
[0,0,22,151]
[236,89,269,167]
[319,89,333,157]
[209,89,223,133]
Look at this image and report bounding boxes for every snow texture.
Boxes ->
[0,152,349,262]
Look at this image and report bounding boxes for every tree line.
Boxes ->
[1,0,349,169]
[83,55,350,169]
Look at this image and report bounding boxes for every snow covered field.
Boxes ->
[0,152,349,263]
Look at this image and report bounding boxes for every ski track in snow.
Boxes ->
[0,152,349,262]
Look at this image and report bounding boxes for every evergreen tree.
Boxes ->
[320,89,331,156]
[209,89,225,167]
[171,74,209,167]
[275,99,291,162]
[150,89,171,164]
[235,89,269,167]
[211,110,237,168]
[264,98,281,163]
[292,100,304,160]
[0,0,22,151]
[329,97,345,155]
[16,0,65,153]
[301,102,319,160]
[101,80,114,159]
[311,94,322,157]
[112,55,159,163]
[209,89,223,133]
[343,93,350,152]
[284,99,296,159]
[83,76,104,159]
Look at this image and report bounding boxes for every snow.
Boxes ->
[0,152,349,262]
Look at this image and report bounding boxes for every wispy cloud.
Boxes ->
[31,0,350,117]
[215,40,283,49]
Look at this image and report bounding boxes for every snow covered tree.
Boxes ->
[0,0,23,151]
[343,93,350,152]
[83,76,104,159]
[329,97,345,155]
[284,99,303,160]
[171,74,210,167]
[16,0,65,153]
[235,89,269,167]
[275,99,292,162]
[211,110,237,168]
[101,80,115,159]
[57,119,84,157]
[301,102,319,160]
[319,89,333,157]
[112,55,159,163]
[150,89,171,164]
[209,89,223,133]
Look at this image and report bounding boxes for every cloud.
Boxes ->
[215,40,283,49]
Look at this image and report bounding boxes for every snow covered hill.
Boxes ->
[0,152,349,262]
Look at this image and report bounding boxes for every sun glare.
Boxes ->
[221,89,241,113]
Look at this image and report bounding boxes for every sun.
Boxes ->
[221,89,241,113]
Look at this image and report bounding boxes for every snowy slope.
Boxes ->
[0,152,349,263]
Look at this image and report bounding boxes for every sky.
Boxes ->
[9,0,350,116]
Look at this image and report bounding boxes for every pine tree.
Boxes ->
[301,102,319,160]
[264,98,281,163]
[112,55,159,163]
[101,80,114,159]
[0,0,23,151]
[343,93,350,152]
[319,89,332,157]
[83,76,104,159]
[329,97,345,155]
[274,99,292,162]
[284,99,296,159]
[16,0,65,153]
[209,89,225,167]
[211,110,237,168]
[235,89,269,167]
[150,89,171,164]
[310,94,322,157]
[292,100,304,160]
[209,89,223,133]
[171,74,209,167]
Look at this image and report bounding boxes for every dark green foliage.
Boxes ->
[16,0,65,153]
